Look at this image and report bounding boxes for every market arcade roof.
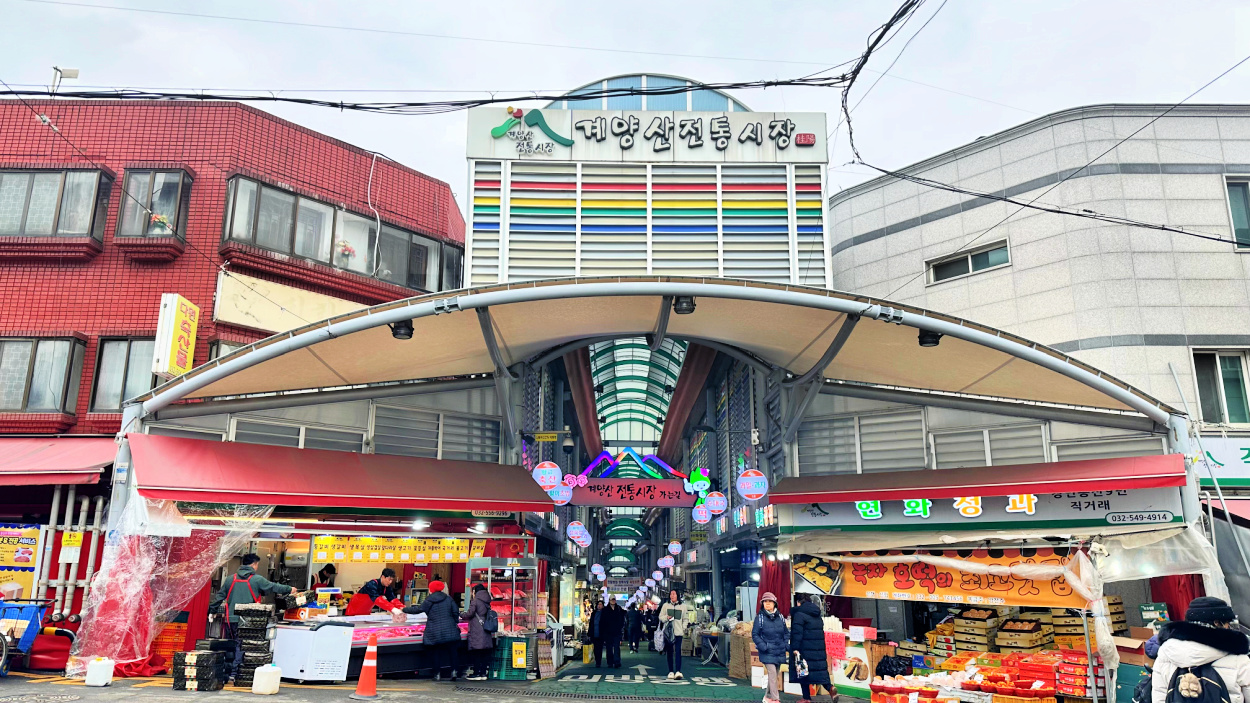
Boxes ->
[133,276,1178,426]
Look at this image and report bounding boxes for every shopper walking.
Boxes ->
[603,599,626,667]
[753,593,789,703]
[659,589,692,680]
[402,581,461,681]
[626,602,643,653]
[644,603,660,651]
[209,554,297,681]
[590,601,606,667]
[1151,596,1250,703]
[789,595,831,702]
[464,584,495,681]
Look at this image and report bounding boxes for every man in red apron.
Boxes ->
[209,554,298,680]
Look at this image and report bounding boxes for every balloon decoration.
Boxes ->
[692,503,711,524]
[668,540,682,556]
[706,491,728,514]
[736,468,769,501]
[652,570,663,581]
[596,573,606,582]
[590,563,605,575]
[645,578,656,587]
[532,461,562,491]
[548,484,573,506]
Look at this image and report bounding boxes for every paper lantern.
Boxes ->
[549,484,573,506]
[532,461,562,491]
[590,563,605,575]
[692,503,711,524]
[668,541,681,556]
[706,491,728,514]
[736,468,769,501]
[645,578,656,587]
[652,570,662,581]
[596,572,605,582]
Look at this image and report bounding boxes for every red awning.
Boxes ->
[127,433,555,512]
[0,437,114,486]
[770,453,1187,504]
[1205,499,1250,526]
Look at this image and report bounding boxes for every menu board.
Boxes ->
[313,536,486,564]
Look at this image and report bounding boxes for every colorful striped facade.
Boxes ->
[467,159,829,287]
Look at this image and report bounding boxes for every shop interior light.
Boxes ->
[750,573,760,582]
[768,554,776,562]
[411,520,431,530]
[476,522,487,531]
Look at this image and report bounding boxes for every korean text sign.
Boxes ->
[0,524,41,599]
[572,479,697,507]
[152,293,200,379]
[312,535,486,564]
[792,549,1086,608]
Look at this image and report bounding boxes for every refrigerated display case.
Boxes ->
[466,557,539,633]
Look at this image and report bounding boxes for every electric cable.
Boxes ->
[0,76,311,325]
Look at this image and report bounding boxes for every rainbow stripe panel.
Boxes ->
[795,164,826,287]
[651,165,718,276]
[720,165,791,283]
[580,164,648,276]
[507,161,576,281]
[470,160,502,286]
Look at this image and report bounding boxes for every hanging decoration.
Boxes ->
[549,484,573,506]
[596,572,606,582]
[706,491,728,514]
[590,563,605,575]
[736,468,769,501]
[645,578,656,587]
[658,556,674,569]
[563,473,589,488]
[532,461,562,491]
[668,540,682,556]
[692,503,712,524]
[652,570,663,581]
[688,465,711,493]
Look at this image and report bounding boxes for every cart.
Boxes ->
[0,598,51,676]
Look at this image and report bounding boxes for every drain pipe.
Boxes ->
[66,496,104,623]
[51,496,88,622]
[46,485,75,610]
[35,485,63,601]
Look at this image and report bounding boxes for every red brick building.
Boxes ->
[0,100,465,436]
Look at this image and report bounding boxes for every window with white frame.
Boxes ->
[0,338,86,413]
[931,425,1047,469]
[1194,351,1250,424]
[230,417,364,452]
[117,170,191,237]
[91,338,157,412]
[927,241,1010,283]
[0,170,111,239]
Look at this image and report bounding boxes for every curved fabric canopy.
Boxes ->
[137,277,1177,423]
[605,518,649,540]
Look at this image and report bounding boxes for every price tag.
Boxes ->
[848,626,866,642]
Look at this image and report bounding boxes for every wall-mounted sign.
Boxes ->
[779,488,1185,533]
[548,485,573,506]
[736,469,769,501]
[604,577,642,592]
[668,541,682,556]
[0,524,40,600]
[792,549,1086,608]
[572,479,697,507]
[1195,436,1250,486]
[472,510,514,518]
[469,107,827,164]
[531,432,560,442]
[312,535,486,564]
[706,492,728,514]
[152,293,200,380]
[690,531,707,543]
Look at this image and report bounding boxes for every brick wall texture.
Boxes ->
[0,100,465,434]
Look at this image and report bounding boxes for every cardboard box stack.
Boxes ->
[996,619,1050,655]
[954,607,1001,653]
[171,650,229,692]
[1055,649,1109,699]
[729,621,754,680]
[1105,596,1129,635]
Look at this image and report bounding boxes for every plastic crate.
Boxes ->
[490,666,527,681]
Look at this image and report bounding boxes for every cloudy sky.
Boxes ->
[5,0,1250,211]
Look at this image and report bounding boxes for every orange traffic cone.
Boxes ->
[350,633,380,700]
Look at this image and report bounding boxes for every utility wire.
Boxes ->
[848,51,1250,300]
[0,76,310,325]
[840,0,925,164]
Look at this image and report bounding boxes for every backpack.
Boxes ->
[1133,669,1153,703]
[1166,663,1233,703]
[481,607,499,633]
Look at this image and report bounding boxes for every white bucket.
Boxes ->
[84,657,115,687]
[250,664,282,695]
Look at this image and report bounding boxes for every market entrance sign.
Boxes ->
[779,487,1184,533]
[792,549,1086,608]
[468,106,826,163]
[572,479,698,507]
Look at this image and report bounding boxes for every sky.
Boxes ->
[5,0,1250,214]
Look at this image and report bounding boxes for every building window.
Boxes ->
[92,339,156,412]
[230,417,364,452]
[0,338,86,413]
[118,170,190,237]
[928,241,1010,283]
[1227,182,1250,248]
[208,340,248,361]
[931,425,1046,469]
[0,170,111,239]
[1195,351,1250,424]
[223,177,463,292]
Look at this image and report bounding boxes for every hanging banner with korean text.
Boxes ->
[0,524,41,600]
[312,535,486,564]
[792,548,1086,608]
[572,479,697,507]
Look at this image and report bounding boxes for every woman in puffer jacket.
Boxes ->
[1152,597,1250,703]
[752,592,789,703]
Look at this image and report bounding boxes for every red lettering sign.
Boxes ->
[795,133,816,146]
[571,479,698,507]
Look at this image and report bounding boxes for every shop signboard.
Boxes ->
[779,487,1185,533]
[705,491,728,514]
[0,524,40,600]
[736,469,768,501]
[604,577,642,592]
[152,292,200,380]
[572,479,697,507]
[312,535,486,564]
[467,106,827,164]
[1195,436,1250,486]
[792,549,1086,608]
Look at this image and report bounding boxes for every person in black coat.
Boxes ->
[644,605,660,651]
[589,601,607,667]
[402,580,461,681]
[626,603,643,653]
[601,599,627,667]
[789,595,830,702]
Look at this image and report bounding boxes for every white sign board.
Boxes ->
[1194,436,1250,487]
[466,106,827,163]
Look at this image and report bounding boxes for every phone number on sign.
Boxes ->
[1106,511,1175,524]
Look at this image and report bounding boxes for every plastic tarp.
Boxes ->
[65,495,271,677]
[1094,525,1230,602]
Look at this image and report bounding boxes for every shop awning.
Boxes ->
[127,433,554,512]
[0,437,115,486]
[1206,499,1250,527]
[770,453,1187,504]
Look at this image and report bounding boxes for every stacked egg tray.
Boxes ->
[232,604,275,687]
[171,650,229,692]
